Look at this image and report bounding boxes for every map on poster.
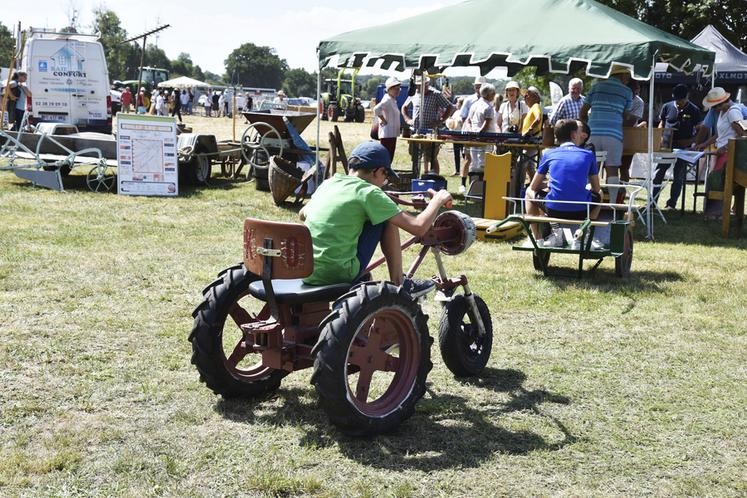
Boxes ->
[117,114,178,196]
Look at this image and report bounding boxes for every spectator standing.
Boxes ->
[401,75,455,174]
[653,84,700,209]
[697,87,746,219]
[549,78,584,124]
[156,90,167,116]
[211,91,220,115]
[521,86,544,180]
[373,77,402,161]
[187,90,194,115]
[121,87,132,113]
[9,71,31,131]
[465,83,497,190]
[497,81,528,133]
[180,90,190,116]
[580,66,636,204]
[456,76,487,185]
[218,92,226,117]
[171,89,183,122]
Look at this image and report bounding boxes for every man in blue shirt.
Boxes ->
[654,84,702,210]
[580,66,636,204]
[525,119,602,246]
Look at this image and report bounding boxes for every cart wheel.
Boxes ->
[189,263,286,398]
[615,229,634,278]
[181,154,212,185]
[438,294,493,377]
[532,250,550,272]
[86,161,115,192]
[327,104,339,122]
[312,281,432,436]
[354,105,366,123]
[240,122,284,169]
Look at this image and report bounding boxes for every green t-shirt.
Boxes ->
[303,174,401,285]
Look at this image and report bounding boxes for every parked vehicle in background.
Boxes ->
[110,89,122,116]
[21,28,113,134]
[118,67,170,92]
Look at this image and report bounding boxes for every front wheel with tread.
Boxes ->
[438,294,493,377]
[312,281,432,436]
[189,263,286,398]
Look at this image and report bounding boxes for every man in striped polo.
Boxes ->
[580,66,637,203]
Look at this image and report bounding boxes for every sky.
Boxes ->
[1,0,472,77]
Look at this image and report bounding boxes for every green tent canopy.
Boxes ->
[318,0,715,79]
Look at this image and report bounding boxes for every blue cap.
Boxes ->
[348,141,399,179]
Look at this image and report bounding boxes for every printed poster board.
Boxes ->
[117,114,178,196]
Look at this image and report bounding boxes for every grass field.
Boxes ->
[1,114,746,497]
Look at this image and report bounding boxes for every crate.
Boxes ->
[411,179,435,192]
[623,127,664,154]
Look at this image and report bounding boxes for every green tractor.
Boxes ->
[320,68,366,123]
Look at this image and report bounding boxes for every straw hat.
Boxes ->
[504,81,520,92]
[385,77,401,90]
[414,72,431,85]
[702,87,730,109]
[277,90,286,97]
[610,65,630,76]
[474,76,487,85]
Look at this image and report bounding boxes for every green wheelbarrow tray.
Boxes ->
[488,214,634,278]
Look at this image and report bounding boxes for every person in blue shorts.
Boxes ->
[299,141,453,298]
[525,119,602,246]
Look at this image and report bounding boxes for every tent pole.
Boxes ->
[646,52,657,240]
[316,52,322,186]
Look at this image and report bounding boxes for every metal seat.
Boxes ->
[248,279,352,305]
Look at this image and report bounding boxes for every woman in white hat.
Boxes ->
[373,77,402,160]
[698,87,746,219]
[497,81,528,133]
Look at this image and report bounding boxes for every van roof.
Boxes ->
[27,27,100,42]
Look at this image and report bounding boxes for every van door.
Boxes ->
[29,39,75,123]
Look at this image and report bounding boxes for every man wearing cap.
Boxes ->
[653,84,702,210]
[580,66,637,204]
[373,77,402,160]
[402,75,456,174]
[549,78,585,125]
[300,141,453,297]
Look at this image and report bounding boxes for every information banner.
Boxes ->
[116,114,179,196]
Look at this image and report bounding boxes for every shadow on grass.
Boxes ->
[649,210,747,249]
[538,267,684,293]
[214,367,575,471]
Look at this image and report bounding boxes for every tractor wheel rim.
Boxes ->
[221,292,273,381]
[344,307,420,418]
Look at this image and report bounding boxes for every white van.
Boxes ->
[21,28,112,134]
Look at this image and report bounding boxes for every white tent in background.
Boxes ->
[157,76,209,88]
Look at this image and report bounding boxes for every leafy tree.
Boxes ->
[92,8,136,81]
[450,78,474,96]
[192,64,205,81]
[365,77,382,100]
[282,68,317,97]
[224,43,288,88]
[170,52,194,77]
[596,0,746,50]
[143,44,171,72]
[203,71,224,85]
[0,22,15,67]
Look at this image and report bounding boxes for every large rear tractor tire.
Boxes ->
[312,281,432,436]
[189,263,286,398]
[438,294,493,377]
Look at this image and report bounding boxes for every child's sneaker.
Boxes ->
[401,278,436,299]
